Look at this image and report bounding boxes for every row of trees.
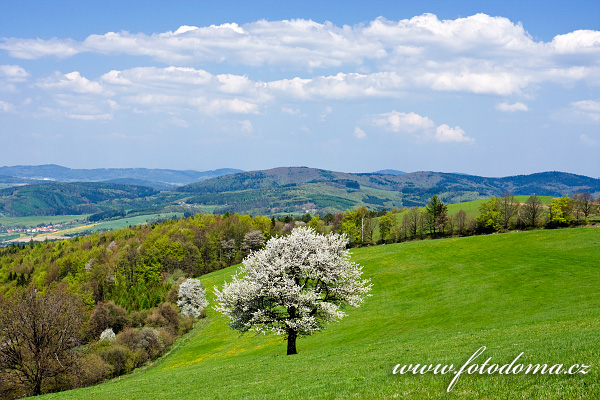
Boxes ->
[337,192,598,246]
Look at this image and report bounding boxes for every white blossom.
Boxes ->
[99,328,115,341]
[214,226,372,354]
[177,278,208,318]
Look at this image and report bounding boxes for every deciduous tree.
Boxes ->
[548,196,572,226]
[0,285,84,396]
[177,278,208,318]
[572,192,593,221]
[498,192,519,230]
[215,227,372,355]
[521,194,544,228]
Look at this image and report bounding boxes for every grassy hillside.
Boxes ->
[51,212,184,236]
[41,228,600,399]
[0,214,90,229]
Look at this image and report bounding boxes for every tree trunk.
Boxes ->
[287,329,298,355]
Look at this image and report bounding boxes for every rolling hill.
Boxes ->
[176,167,600,215]
[1,166,598,217]
[0,182,159,217]
[40,228,600,399]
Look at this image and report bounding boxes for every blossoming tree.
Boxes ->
[177,278,208,318]
[214,226,372,355]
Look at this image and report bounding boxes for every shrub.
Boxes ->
[98,345,134,377]
[73,354,112,388]
[115,327,140,351]
[177,278,208,318]
[139,327,164,359]
[129,309,149,328]
[99,328,116,342]
[88,301,131,339]
[145,302,179,335]
[156,327,174,349]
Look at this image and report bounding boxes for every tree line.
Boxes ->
[337,192,598,246]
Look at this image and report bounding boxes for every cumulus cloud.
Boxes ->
[373,111,435,133]
[30,67,267,118]
[434,124,474,143]
[1,15,598,96]
[372,111,474,143]
[551,30,600,54]
[354,126,367,139]
[496,102,529,112]
[38,71,105,94]
[0,65,29,81]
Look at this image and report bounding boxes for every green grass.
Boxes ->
[445,195,554,218]
[53,213,184,236]
[40,227,600,399]
[0,233,20,241]
[0,215,90,229]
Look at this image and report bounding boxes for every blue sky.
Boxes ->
[1,0,599,177]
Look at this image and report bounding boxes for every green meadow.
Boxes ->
[444,195,553,217]
[41,227,600,399]
[52,212,184,236]
[0,215,90,229]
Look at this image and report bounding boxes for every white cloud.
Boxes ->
[1,15,597,96]
[281,107,307,117]
[0,38,81,59]
[496,102,529,112]
[422,71,528,95]
[0,65,29,81]
[66,113,112,121]
[372,110,474,143]
[434,124,474,143]
[551,30,600,54]
[354,126,367,139]
[373,111,435,133]
[38,71,105,94]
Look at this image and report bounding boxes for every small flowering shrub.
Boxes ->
[99,328,115,342]
[177,278,208,318]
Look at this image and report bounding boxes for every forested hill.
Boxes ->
[176,167,600,215]
[0,182,158,216]
[1,167,598,217]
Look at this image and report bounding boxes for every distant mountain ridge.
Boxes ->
[176,167,600,215]
[0,165,243,187]
[1,166,598,217]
